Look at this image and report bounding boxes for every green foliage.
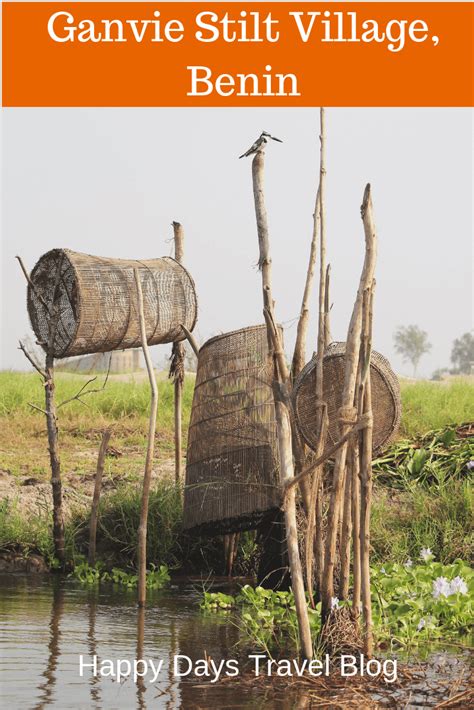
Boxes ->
[394,324,431,376]
[371,479,473,564]
[90,481,184,566]
[71,558,170,590]
[201,560,473,654]
[371,559,473,647]
[374,425,473,489]
[0,497,55,563]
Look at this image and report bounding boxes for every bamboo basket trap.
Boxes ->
[183,324,282,535]
[27,249,197,358]
[292,342,401,457]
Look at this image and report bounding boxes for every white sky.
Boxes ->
[1,107,472,377]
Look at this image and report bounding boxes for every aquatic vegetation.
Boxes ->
[373,424,474,490]
[201,556,473,653]
[71,559,170,590]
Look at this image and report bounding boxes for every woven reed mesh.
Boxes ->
[183,324,282,534]
[292,342,401,457]
[27,249,197,358]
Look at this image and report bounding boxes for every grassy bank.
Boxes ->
[0,372,472,572]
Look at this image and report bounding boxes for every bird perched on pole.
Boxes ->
[239,131,283,159]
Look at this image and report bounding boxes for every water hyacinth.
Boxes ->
[331,596,340,610]
[420,547,433,562]
[432,577,451,599]
[449,576,468,595]
[417,618,426,631]
[466,460,474,471]
[432,575,468,599]
[404,558,413,569]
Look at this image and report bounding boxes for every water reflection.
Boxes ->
[0,574,470,709]
[87,588,101,708]
[34,580,64,710]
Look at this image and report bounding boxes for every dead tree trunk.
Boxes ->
[134,268,159,607]
[45,353,66,567]
[88,429,112,566]
[171,221,185,486]
[321,184,377,622]
[250,144,313,660]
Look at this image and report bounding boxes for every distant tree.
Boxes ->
[451,332,474,375]
[393,325,431,377]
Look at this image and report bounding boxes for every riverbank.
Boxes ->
[0,373,472,572]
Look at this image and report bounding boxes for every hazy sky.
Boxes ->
[1,107,472,377]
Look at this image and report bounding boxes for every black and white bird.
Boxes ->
[239,131,283,159]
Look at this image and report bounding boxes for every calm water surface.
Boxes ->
[0,574,471,709]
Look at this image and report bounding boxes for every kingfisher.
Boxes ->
[239,131,283,159]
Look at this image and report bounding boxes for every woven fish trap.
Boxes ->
[292,342,401,457]
[183,324,282,535]
[27,249,197,358]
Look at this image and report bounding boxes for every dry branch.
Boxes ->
[180,325,199,357]
[57,357,111,409]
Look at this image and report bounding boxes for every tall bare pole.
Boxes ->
[134,268,159,607]
[291,187,321,383]
[245,134,313,659]
[171,221,185,485]
[359,199,377,655]
[306,108,328,604]
[321,184,377,622]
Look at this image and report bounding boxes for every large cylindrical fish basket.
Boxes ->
[183,324,282,535]
[27,249,198,358]
[292,342,401,457]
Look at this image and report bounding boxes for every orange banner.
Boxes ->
[2,2,473,107]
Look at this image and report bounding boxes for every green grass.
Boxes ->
[399,378,474,437]
[0,371,195,427]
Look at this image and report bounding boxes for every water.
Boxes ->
[0,575,471,709]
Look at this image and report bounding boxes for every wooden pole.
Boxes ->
[351,445,361,618]
[134,268,159,607]
[305,107,328,604]
[291,187,321,383]
[339,463,352,599]
[171,221,185,485]
[88,429,112,566]
[44,352,65,568]
[324,263,332,348]
[358,209,377,656]
[250,144,313,660]
[44,256,66,568]
[180,325,199,358]
[321,184,377,622]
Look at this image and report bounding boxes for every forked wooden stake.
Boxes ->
[249,143,313,660]
[134,268,159,607]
